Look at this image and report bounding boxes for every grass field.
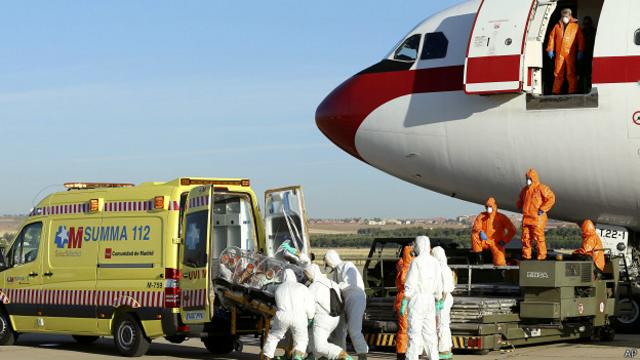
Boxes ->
[309,223,467,235]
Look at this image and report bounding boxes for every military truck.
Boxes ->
[361,238,621,353]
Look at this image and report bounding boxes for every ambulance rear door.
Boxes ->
[464,0,536,94]
[264,186,310,259]
[180,185,214,324]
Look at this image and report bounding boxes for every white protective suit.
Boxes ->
[431,246,455,354]
[263,269,315,358]
[324,250,369,355]
[404,236,442,360]
[305,264,346,360]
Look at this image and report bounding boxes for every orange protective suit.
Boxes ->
[471,197,517,266]
[574,220,605,272]
[394,246,413,355]
[546,17,585,94]
[517,169,556,260]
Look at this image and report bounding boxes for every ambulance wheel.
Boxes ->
[72,335,99,344]
[113,314,151,357]
[202,335,235,354]
[613,297,640,333]
[0,310,17,346]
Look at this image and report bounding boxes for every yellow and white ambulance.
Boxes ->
[0,178,310,357]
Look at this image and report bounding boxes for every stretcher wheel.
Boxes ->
[202,335,235,354]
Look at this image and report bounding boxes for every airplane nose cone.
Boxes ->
[316,78,363,160]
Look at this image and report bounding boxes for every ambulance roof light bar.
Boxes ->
[180,178,250,187]
[64,182,135,190]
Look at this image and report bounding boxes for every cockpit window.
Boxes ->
[421,32,449,60]
[393,34,421,62]
[635,29,640,45]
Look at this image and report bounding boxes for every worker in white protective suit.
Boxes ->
[323,250,369,360]
[262,269,315,360]
[403,236,442,360]
[431,246,455,360]
[304,264,352,360]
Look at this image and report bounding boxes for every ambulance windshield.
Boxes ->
[184,210,208,268]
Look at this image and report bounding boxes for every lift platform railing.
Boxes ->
[449,264,520,296]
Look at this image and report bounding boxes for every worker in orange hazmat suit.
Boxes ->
[471,197,517,266]
[517,169,556,260]
[574,220,605,272]
[546,8,585,95]
[394,245,414,360]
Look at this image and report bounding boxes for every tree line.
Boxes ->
[0,233,15,249]
[311,226,582,249]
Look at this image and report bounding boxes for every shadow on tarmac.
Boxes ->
[13,334,229,360]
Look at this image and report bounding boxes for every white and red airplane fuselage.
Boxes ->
[317,0,640,231]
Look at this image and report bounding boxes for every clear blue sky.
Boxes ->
[0,0,480,218]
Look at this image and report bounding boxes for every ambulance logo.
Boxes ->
[55,226,69,248]
[54,225,83,249]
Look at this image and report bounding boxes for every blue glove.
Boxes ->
[281,242,297,255]
[400,299,408,316]
[547,51,555,59]
[480,231,488,241]
[577,51,584,61]
[435,299,444,312]
[538,210,544,216]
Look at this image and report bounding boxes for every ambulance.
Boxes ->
[0,178,310,357]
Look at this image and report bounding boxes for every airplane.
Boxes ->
[316,0,639,233]
[316,0,640,327]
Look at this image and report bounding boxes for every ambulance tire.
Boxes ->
[72,335,99,344]
[0,309,17,346]
[202,335,235,354]
[113,314,151,357]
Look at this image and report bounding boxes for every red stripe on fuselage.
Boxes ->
[593,56,640,84]
[316,56,639,160]
[316,65,464,160]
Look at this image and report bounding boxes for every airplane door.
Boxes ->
[464,0,536,94]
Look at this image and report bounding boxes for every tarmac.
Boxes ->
[0,333,637,360]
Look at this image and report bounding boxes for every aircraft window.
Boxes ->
[421,32,448,60]
[635,29,640,45]
[393,34,421,62]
